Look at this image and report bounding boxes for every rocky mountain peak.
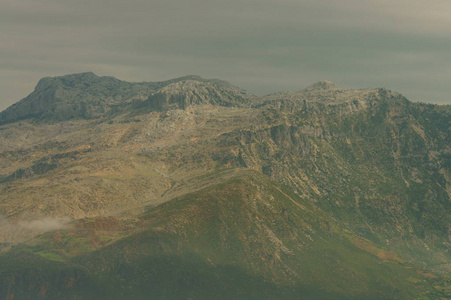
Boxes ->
[158,79,220,94]
[173,75,204,82]
[304,80,340,91]
[0,73,149,124]
[0,73,255,125]
[35,72,102,90]
[146,79,252,110]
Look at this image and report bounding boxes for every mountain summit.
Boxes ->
[305,80,340,91]
[0,73,252,125]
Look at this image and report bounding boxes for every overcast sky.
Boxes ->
[1,0,450,111]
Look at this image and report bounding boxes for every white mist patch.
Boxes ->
[0,216,72,243]
[18,216,71,231]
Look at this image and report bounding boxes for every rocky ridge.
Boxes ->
[0,72,253,124]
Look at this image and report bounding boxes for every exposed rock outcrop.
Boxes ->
[0,73,253,124]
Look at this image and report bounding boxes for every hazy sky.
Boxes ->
[1,0,450,110]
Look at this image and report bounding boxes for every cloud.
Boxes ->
[18,216,71,232]
[0,0,450,110]
[0,216,72,243]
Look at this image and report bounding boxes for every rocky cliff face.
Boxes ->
[146,80,252,111]
[0,72,155,123]
[0,74,449,299]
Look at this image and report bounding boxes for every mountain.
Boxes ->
[0,72,252,124]
[0,73,450,299]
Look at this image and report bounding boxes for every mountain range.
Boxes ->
[0,72,450,299]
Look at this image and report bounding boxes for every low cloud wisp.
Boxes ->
[0,216,72,243]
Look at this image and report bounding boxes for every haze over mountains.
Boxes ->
[0,73,450,299]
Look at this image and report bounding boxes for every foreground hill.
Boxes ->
[0,73,450,299]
